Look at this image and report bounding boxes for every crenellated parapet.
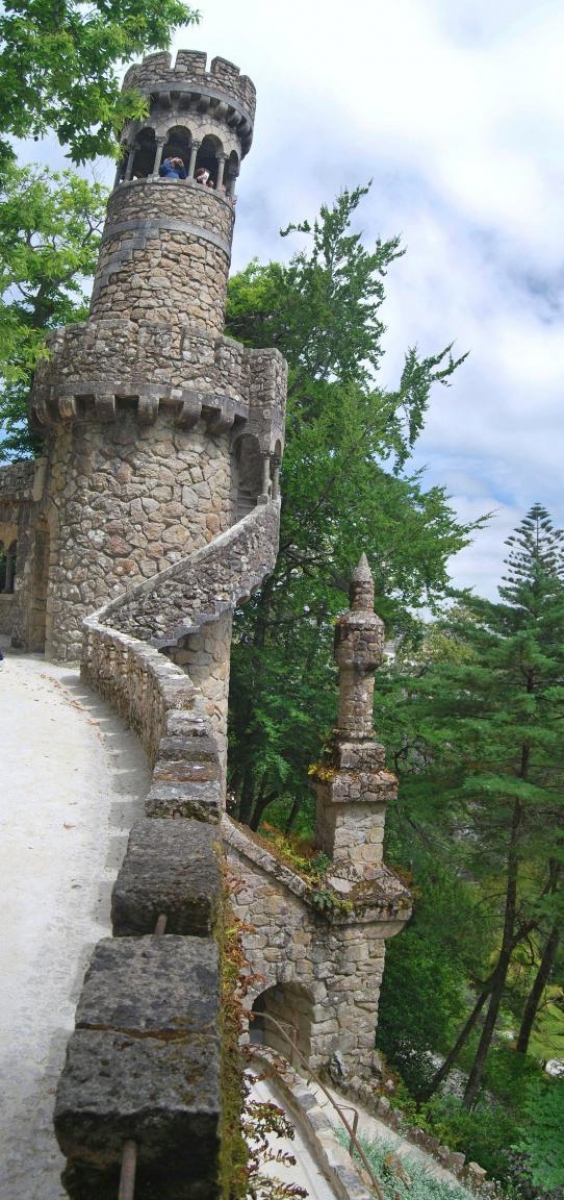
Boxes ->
[122,49,256,133]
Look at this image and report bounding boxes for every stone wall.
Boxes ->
[90,181,234,331]
[0,459,45,647]
[57,622,227,1198]
[43,412,233,662]
[224,818,410,1080]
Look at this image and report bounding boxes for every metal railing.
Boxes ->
[251,1011,384,1200]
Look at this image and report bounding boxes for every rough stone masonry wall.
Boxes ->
[43,412,232,662]
[90,181,234,332]
[0,459,44,643]
[225,819,408,1080]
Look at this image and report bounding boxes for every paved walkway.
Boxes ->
[0,645,468,1200]
[0,645,150,1200]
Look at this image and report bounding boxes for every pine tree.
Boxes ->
[380,505,564,1107]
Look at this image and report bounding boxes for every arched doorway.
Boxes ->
[233,434,263,521]
[29,517,50,652]
[250,983,313,1066]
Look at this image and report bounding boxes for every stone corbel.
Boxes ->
[137,394,159,425]
[93,393,117,422]
[175,395,203,429]
[206,398,235,434]
[57,395,77,421]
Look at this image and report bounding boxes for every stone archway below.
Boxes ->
[250,982,313,1067]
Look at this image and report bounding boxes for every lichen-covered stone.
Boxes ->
[112,818,221,936]
[74,935,219,1034]
[55,1030,220,1199]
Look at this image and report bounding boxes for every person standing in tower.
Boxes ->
[159,156,187,180]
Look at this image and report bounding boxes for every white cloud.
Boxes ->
[12,0,564,599]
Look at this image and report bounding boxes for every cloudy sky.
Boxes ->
[162,0,562,599]
[27,0,564,599]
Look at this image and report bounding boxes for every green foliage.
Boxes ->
[0,162,108,458]
[417,1095,519,1182]
[349,1132,473,1200]
[376,871,479,1093]
[0,0,199,165]
[227,185,482,832]
[516,1077,564,1190]
[378,504,564,1108]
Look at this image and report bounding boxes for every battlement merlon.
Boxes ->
[121,50,256,147]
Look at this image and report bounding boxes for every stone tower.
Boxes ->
[28,51,285,663]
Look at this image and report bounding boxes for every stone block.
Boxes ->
[112,819,221,936]
[145,778,222,820]
[56,1030,221,1199]
[75,936,219,1035]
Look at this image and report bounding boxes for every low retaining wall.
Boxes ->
[55,621,229,1199]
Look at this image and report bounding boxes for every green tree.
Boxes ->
[0,0,199,166]
[0,162,108,459]
[226,185,483,832]
[382,504,564,1108]
[516,1077,564,1190]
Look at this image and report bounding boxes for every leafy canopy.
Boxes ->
[226,185,483,832]
[0,161,108,459]
[0,0,200,165]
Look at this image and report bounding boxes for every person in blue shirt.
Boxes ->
[159,157,187,180]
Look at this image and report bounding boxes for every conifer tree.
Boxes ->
[382,504,564,1107]
[225,186,482,831]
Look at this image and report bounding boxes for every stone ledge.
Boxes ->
[55,1029,221,1199]
[75,935,219,1035]
[112,818,221,936]
[249,1047,373,1200]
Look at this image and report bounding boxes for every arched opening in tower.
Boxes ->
[233,434,263,521]
[250,983,313,1067]
[0,535,17,594]
[163,124,192,172]
[195,135,223,188]
[131,126,157,178]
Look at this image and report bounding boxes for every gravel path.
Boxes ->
[0,645,150,1200]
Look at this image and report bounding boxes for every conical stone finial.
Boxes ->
[350,552,375,612]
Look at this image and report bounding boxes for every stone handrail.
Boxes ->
[56,502,282,1193]
[96,497,280,647]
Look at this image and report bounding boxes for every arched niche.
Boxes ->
[132,126,157,178]
[163,124,192,168]
[232,434,263,521]
[251,983,314,1066]
[195,135,224,188]
[0,530,17,594]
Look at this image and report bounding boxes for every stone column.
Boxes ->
[312,554,398,887]
[112,160,124,190]
[124,148,136,182]
[216,153,226,189]
[227,166,238,199]
[187,140,200,179]
[152,137,166,177]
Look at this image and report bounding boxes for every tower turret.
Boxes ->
[28,51,285,663]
